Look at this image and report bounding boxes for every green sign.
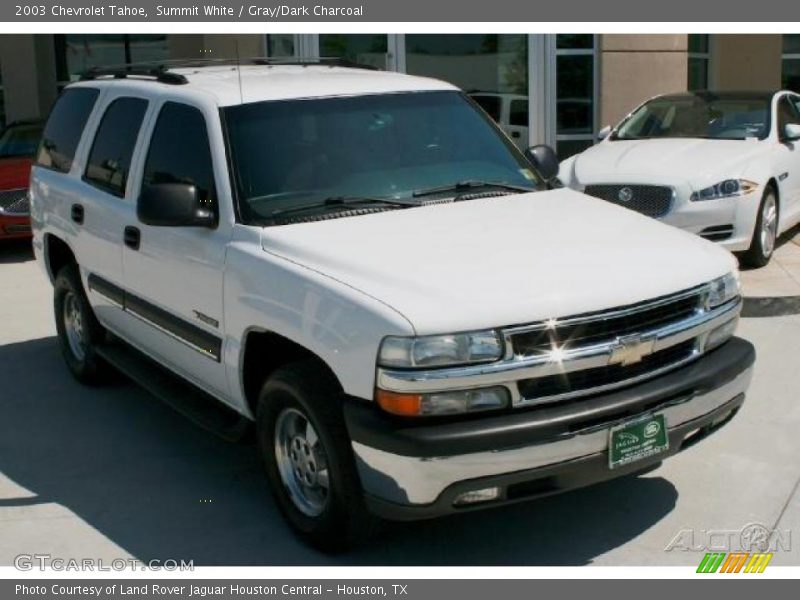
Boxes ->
[609,413,668,469]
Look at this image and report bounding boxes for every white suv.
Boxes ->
[31,60,754,551]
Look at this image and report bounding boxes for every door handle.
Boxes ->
[70,204,84,224]
[123,226,141,250]
[511,131,521,138]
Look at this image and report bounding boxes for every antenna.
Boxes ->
[235,40,244,103]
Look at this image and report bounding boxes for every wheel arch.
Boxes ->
[240,328,344,418]
[44,234,77,283]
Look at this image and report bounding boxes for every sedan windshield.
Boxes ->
[223,91,539,224]
[0,123,43,159]
[614,94,771,141]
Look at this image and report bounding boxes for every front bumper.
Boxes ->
[345,337,754,520]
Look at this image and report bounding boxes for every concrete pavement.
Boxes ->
[0,237,798,566]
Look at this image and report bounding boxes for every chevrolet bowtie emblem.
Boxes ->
[609,333,657,366]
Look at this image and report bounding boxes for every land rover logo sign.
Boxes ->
[644,420,662,438]
[618,187,634,203]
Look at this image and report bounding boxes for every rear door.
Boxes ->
[119,99,232,400]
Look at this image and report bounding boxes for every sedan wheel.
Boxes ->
[759,192,778,259]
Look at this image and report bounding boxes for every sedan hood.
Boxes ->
[261,189,735,334]
[573,138,763,184]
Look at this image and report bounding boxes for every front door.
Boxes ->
[120,100,232,400]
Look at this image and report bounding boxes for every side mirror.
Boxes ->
[597,125,612,141]
[138,183,216,228]
[783,123,800,142]
[524,144,560,182]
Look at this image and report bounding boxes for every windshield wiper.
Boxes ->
[411,180,535,198]
[269,195,418,218]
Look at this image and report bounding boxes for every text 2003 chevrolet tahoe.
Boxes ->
[31,61,754,551]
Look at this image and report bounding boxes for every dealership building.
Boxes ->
[0,33,798,157]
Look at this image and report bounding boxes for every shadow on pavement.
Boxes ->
[0,239,34,264]
[0,337,678,566]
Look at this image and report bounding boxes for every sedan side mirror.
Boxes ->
[524,144,560,183]
[138,183,216,228]
[783,123,800,142]
[597,125,612,141]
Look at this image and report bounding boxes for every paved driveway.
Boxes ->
[0,238,798,566]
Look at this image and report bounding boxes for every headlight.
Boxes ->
[690,179,758,201]
[376,386,510,417]
[708,271,741,308]
[378,330,503,369]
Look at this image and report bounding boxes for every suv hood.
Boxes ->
[260,188,735,334]
[574,138,762,184]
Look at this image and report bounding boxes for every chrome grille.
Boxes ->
[511,291,703,357]
[584,184,673,218]
[0,189,30,215]
[376,283,742,410]
[517,339,697,400]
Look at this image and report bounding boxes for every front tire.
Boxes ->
[741,186,779,268]
[53,263,108,384]
[256,361,376,552]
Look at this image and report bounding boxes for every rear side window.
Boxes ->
[472,95,501,122]
[36,88,99,173]
[510,99,528,126]
[141,102,216,207]
[84,97,148,197]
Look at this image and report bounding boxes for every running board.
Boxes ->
[96,342,252,443]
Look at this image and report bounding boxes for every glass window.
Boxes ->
[615,94,771,141]
[319,35,388,69]
[142,103,216,208]
[557,35,593,49]
[777,96,800,131]
[782,35,800,93]
[55,35,170,84]
[555,35,596,159]
[471,94,502,121]
[267,34,296,58]
[688,35,711,91]
[0,122,44,159]
[36,88,99,173]
[0,62,5,127]
[223,91,538,224]
[510,99,528,127]
[405,35,528,149]
[84,97,148,197]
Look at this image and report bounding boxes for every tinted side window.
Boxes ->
[84,97,148,197]
[472,95,501,122]
[510,99,528,127]
[36,88,99,173]
[141,102,216,209]
[778,96,800,130]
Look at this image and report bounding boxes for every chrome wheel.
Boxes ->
[274,407,330,517]
[62,291,86,362]
[760,193,778,258]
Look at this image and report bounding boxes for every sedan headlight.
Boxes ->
[378,330,503,369]
[708,271,741,308]
[690,179,758,202]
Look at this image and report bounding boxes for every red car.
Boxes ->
[0,120,44,240]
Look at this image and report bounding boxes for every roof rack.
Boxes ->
[78,57,379,85]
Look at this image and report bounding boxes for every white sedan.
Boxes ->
[559,90,800,267]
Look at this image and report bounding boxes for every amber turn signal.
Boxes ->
[375,389,423,416]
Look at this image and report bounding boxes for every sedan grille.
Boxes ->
[584,184,673,218]
[0,189,30,215]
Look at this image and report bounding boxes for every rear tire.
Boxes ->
[741,186,779,268]
[256,361,377,552]
[53,263,109,385]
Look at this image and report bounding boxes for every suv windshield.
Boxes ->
[614,94,771,141]
[223,91,540,224]
[0,122,43,159]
